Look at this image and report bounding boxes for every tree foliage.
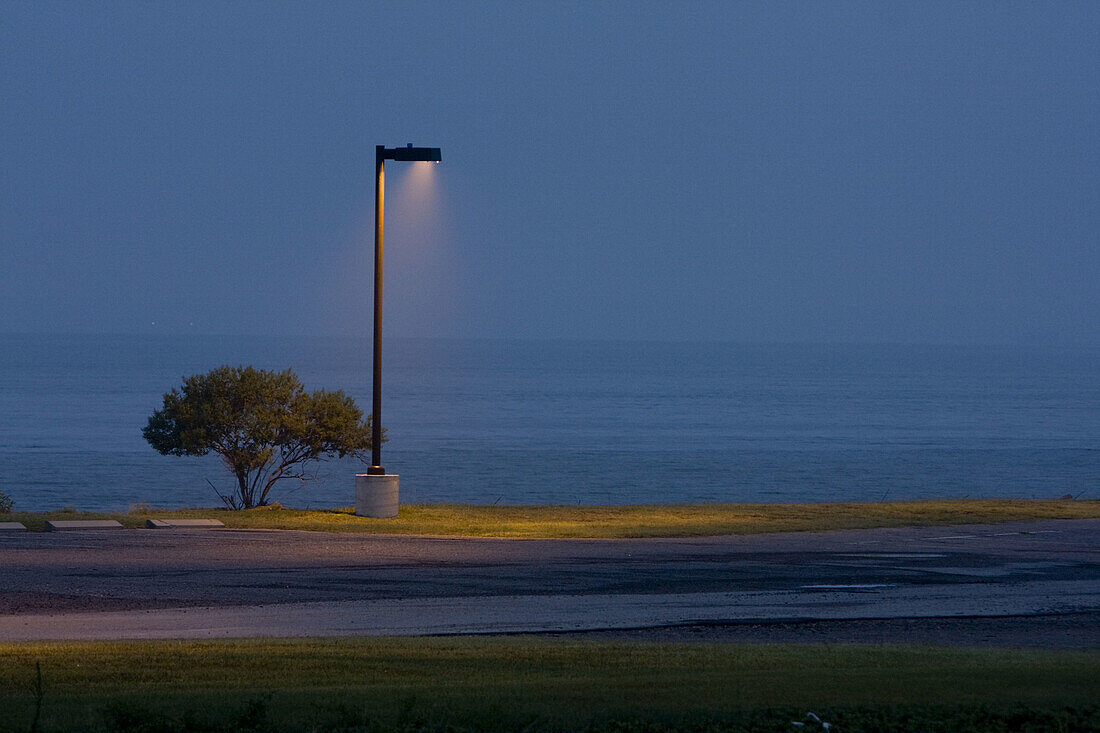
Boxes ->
[143,365,375,509]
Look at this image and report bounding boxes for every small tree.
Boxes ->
[143,365,376,509]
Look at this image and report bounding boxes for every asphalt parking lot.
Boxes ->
[1,519,1097,644]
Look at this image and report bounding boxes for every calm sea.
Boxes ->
[0,335,1096,512]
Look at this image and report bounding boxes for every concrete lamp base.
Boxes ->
[355,474,399,518]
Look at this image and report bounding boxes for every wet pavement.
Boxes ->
[0,519,1097,643]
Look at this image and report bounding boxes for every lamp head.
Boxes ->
[381,144,441,162]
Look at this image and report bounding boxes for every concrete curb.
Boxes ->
[146,519,225,529]
[46,520,124,531]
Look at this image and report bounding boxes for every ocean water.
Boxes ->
[0,335,1096,512]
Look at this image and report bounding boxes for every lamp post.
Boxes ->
[356,143,442,518]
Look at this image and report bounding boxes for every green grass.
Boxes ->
[5,498,1099,537]
[0,638,1097,731]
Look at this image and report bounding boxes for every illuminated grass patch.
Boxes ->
[6,498,1098,537]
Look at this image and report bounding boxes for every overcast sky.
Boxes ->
[1,1,1097,344]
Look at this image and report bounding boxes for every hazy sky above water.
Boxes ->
[1,2,1097,344]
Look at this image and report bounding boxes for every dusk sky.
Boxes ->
[2,2,1097,344]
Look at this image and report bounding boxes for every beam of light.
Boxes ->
[325,160,460,339]
[387,161,459,334]
[386,162,460,336]
[390,161,443,268]
[394,161,440,217]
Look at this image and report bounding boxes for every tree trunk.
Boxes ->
[236,471,252,509]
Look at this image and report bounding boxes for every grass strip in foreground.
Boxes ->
[5,497,1099,537]
[0,638,1097,731]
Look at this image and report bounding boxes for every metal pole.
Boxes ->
[369,145,385,474]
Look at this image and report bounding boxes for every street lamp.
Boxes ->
[356,143,442,518]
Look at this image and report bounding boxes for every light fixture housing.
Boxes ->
[381,144,442,162]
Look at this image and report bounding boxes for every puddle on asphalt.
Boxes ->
[838,553,946,559]
[897,566,1010,577]
[799,584,895,591]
